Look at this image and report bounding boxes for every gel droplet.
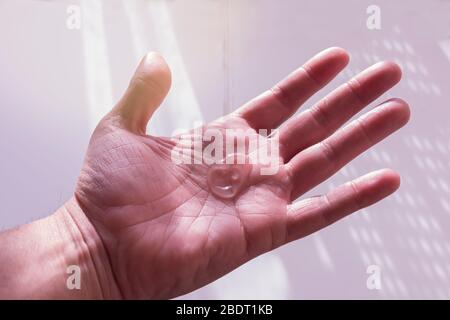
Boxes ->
[207,154,250,200]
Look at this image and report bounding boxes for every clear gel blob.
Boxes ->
[207,154,251,200]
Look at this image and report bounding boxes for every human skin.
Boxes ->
[0,48,410,299]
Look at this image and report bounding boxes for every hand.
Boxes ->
[73,48,410,299]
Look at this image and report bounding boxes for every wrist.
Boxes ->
[0,198,121,299]
[54,197,122,299]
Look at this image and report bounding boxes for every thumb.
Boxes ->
[112,52,172,134]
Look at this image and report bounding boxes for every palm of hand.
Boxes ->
[77,115,289,299]
[75,49,409,299]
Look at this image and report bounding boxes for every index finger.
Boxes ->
[234,47,349,130]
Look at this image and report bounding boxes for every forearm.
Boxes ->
[0,198,121,299]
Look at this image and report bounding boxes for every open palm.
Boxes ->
[74,48,410,299]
